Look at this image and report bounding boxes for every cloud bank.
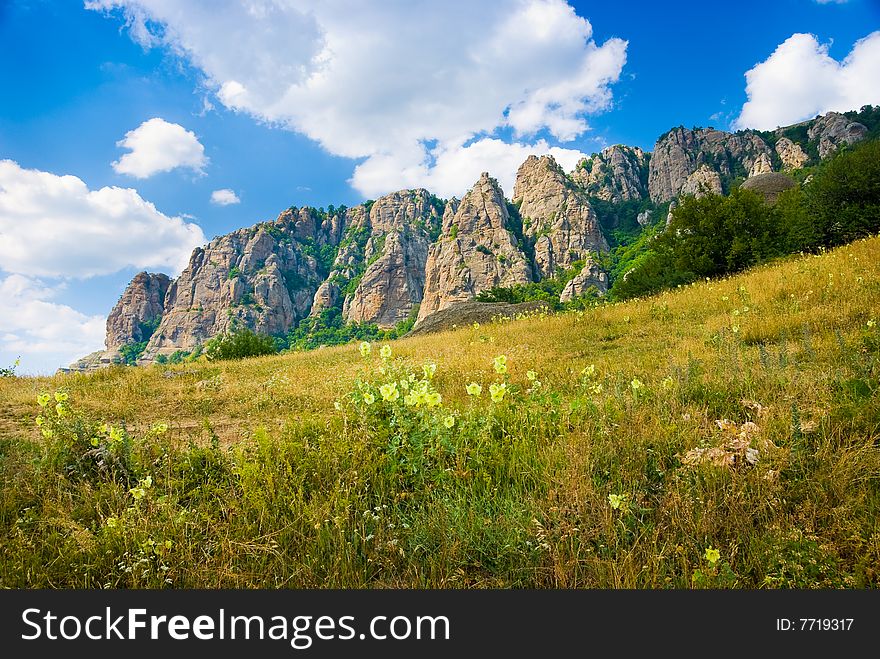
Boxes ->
[0,275,105,375]
[87,0,627,198]
[734,31,880,130]
[0,159,205,278]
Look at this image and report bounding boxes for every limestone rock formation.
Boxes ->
[774,137,809,171]
[309,205,370,318]
[139,208,340,363]
[571,145,649,202]
[679,164,723,198]
[513,155,608,279]
[309,189,441,328]
[106,272,170,351]
[417,173,531,324]
[63,272,171,372]
[806,112,868,159]
[559,258,608,303]
[344,229,430,328]
[648,127,771,203]
[748,152,773,178]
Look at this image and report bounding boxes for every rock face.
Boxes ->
[571,145,649,202]
[68,108,876,369]
[806,112,868,158]
[679,164,723,198]
[648,127,771,203]
[63,272,171,372]
[748,152,773,178]
[774,137,809,171]
[310,190,441,328]
[559,258,608,303]
[513,155,608,279]
[140,208,340,362]
[342,190,440,327]
[105,272,170,351]
[417,173,532,323]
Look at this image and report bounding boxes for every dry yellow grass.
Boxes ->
[2,236,877,445]
[1,236,878,588]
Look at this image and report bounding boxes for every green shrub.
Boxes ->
[205,328,278,361]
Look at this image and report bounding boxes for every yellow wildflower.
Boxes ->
[704,547,721,565]
[466,382,482,397]
[37,393,50,407]
[489,382,507,403]
[443,415,455,429]
[359,341,371,357]
[526,370,538,381]
[380,344,392,360]
[54,391,68,403]
[493,355,508,374]
[426,391,442,408]
[379,382,400,402]
[422,362,437,379]
[363,392,376,405]
[55,403,66,417]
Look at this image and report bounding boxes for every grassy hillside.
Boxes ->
[1,236,879,588]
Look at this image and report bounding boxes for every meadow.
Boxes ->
[1,236,878,588]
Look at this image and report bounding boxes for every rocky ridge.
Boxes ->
[514,155,608,279]
[68,109,872,370]
[418,173,533,323]
[570,145,649,203]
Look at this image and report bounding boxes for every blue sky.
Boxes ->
[1,0,878,373]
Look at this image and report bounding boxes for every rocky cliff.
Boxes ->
[570,145,649,202]
[648,112,868,204]
[418,173,532,322]
[64,272,170,372]
[106,272,170,350]
[342,190,441,327]
[139,207,341,362]
[67,108,875,369]
[648,127,771,203]
[805,112,868,159]
[514,155,609,279]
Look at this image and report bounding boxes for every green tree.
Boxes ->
[205,328,278,361]
[803,140,880,247]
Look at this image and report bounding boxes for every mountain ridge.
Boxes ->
[66,108,873,371]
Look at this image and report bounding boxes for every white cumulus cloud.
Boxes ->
[87,0,627,197]
[734,31,880,130]
[0,275,105,375]
[353,138,589,200]
[0,159,205,278]
[210,188,240,205]
[113,117,208,178]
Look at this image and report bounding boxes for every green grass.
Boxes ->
[1,236,879,588]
